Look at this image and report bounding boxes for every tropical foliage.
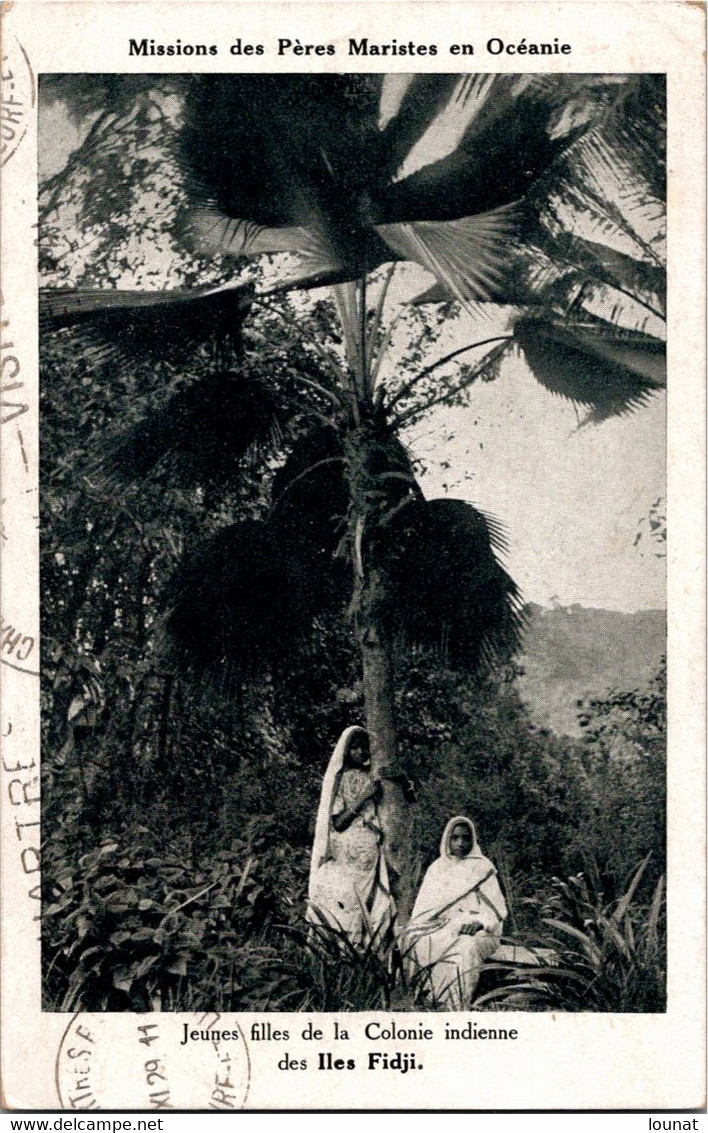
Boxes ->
[40,72,666,1007]
[477,857,666,1013]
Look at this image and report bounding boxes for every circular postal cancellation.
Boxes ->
[0,36,35,168]
[56,1013,251,1111]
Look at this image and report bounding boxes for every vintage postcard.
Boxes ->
[1,0,704,1113]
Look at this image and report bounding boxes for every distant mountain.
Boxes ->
[516,603,666,735]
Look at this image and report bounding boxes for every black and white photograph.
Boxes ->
[1,0,705,1112]
[37,70,669,1019]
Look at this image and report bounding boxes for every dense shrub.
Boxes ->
[42,820,309,1011]
[570,661,666,887]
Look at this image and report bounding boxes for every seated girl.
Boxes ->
[404,815,507,1009]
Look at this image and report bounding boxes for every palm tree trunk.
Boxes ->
[357,572,414,925]
[346,421,415,926]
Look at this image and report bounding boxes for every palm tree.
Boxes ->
[41,73,666,920]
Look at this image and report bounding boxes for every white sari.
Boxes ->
[307,726,395,946]
[404,816,507,1009]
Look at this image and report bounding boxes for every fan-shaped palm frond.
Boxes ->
[179,74,383,277]
[165,424,494,690]
[539,231,666,315]
[90,369,282,490]
[409,219,666,324]
[271,425,349,553]
[529,75,666,254]
[581,73,666,205]
[161,519,348,692]
[378,75,590,223]
[42,73,665,383]
[178,74,630,306]
[40,281,253,371]
[514,313,665,423]
[377,498,524,671]
[377,206,522,306]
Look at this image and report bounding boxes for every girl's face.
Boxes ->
[348,737,369,767]
[449,823,473,858]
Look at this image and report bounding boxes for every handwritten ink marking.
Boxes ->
[55,1017,99,1110]
[136,1023,175,1110]
[1,38,35,167]
[16,427,29,473]
[0,618,35,660]
[0,656,39,675]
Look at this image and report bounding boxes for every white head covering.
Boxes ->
[308,725,367,899]
[439,815,482,859]
[409,815,504,926]
[404,815,507,1007]
[307,726,394,942]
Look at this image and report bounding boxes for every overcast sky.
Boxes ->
[383,257,666,614]
[412,360,665,612]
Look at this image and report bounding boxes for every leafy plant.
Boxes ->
[258,914,437,1013]
[42,823,306,1011]
[476,855,666,1012]
[572,660,666,888]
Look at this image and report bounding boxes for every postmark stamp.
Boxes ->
[1,36,35,168]
[1,294,39,677]
[56,1012,251,1110]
